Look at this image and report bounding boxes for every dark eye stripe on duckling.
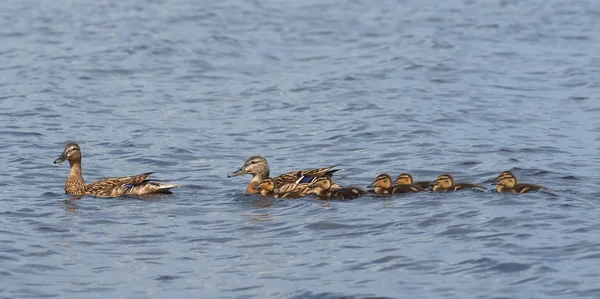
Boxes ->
[375,175,391,180]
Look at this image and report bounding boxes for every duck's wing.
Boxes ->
[85,172,178,197]
[414,181,435,190]
[276,182,312,195]
[274,165,339,185]
[87,172,154,189]
[276,191,305,199]
[454,183,486,191]
[332,187,366,200]
[392,184,423,193]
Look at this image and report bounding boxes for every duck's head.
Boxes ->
[309,176,332,191]
[254,178,276,192]
[435,174,454,189]
[495,171,517,188]
[395,173,414,185]
[54,143,81,164]
[368,174,393,189]
[228,156,269,178]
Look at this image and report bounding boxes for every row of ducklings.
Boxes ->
[228,156,546,200]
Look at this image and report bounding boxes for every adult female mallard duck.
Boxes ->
[368,174,422,195]
[432,174,485,192]
[308,176,365,200]
[495,171,546,193]
[253,178,304,199]
[394,173,427,193]
[228,156,340,194]
[54,143,178,197]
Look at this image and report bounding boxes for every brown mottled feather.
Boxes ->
[495,171,545,193]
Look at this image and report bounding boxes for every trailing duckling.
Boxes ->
[495,171,546,193]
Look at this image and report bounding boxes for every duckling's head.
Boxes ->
[228,156,269,178]
[368,174,393,189]
[254,178,276,192]
[395,173,414,185]
[309,176,332,191]
[435,174,454,189]
[54,143,81,164]
[495,171,517,188]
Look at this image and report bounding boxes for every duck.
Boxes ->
[432,174,485,192]
[393,173,427,193]
[308,176,365,200]
[368,174,422,195]
[228,156,340,194]
[368,174,395,195]
[495,171,546,193]
[253,178,304,199]
[53,143,178,197]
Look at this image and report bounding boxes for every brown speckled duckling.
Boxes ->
[495,171,545,193]
[54,143,178,197]
[368,174,395,195]
[393,173,426,193]
[253,178,304,199]
[309,176,365,200]
[432,174,485,192]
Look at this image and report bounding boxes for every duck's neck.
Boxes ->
[375,186,390,195]
[260,189,274,197]
[65,160,86,195]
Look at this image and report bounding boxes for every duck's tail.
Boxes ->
[128,182,179,195]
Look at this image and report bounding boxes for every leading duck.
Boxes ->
[54,143,178,197]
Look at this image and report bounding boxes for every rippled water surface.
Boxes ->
[2,0,600,298]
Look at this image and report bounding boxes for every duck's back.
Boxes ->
[392,184,423,193]
[454,183,485,191]
[514,183,545,193]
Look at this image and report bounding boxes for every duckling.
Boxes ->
[54,143,178,197]
[253,178,304,199]
[393,173,426,193]
[309,176,365,200]
[495,171,545,193]
[228,156,339,194]
[432,174,485,192]
[367,174,395,195]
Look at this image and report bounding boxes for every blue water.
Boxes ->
[1,0,600,298]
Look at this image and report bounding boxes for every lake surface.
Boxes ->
[1,0,600,298]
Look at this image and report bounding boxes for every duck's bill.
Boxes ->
[252,185,262,191]
[53,153,67,164]
[367,181,377,188]
[227,167,246,178]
